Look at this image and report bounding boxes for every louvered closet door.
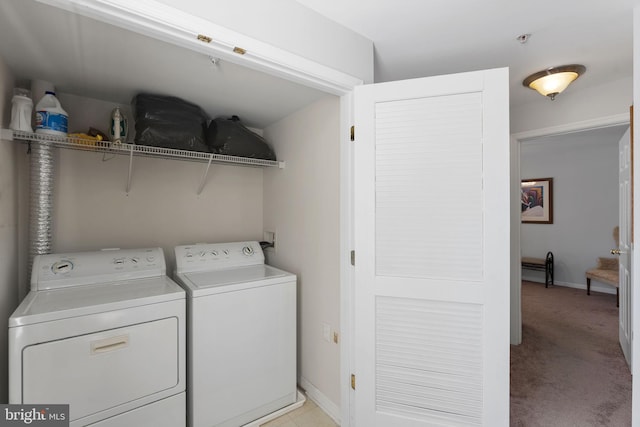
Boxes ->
[353,68,510,426]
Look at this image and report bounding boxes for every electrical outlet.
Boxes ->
[263,230,276,251]
[322,323,331,342]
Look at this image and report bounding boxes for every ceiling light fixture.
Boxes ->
[522,64,586,100]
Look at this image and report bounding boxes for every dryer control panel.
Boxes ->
[31,248,166,291]
[175,241,264,273]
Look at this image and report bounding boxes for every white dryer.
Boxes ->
[9,248,186,427]
[174,241,297,427]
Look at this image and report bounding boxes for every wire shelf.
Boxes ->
[10,130,283,169]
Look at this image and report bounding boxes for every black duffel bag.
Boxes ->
[206,116,276,160]
[132,93,210,152]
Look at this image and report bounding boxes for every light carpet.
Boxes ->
[510,281,631,426]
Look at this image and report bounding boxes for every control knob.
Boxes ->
[51,260,73,274]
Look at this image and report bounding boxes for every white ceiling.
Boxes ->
[296,0,640,108]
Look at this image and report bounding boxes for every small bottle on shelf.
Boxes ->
[110,107,127,144]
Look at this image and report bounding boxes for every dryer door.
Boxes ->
[22,317,179,422]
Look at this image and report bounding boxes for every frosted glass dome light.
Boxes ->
[523,65,586,100]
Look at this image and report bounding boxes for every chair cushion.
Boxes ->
[522,257,545,266]
[586,268,619,287]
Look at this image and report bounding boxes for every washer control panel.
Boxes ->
[32,248,166,291]
[175,241,264,273]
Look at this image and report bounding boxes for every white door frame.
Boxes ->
[339,92,356,427]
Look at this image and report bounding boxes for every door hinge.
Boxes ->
[197,34,212,43]
[351,374,356,390]
[350,126,355,141]
[350,250,355,266]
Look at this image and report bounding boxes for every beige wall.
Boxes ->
[0,55,17,402]
[52,152,264,266]
[263,95,342,415]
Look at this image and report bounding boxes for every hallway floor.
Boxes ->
[510,281,631,426]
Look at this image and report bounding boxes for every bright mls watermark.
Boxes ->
[0,405,68,426]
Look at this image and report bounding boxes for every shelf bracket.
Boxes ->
[197,154,215,195]
[126,144,134,194]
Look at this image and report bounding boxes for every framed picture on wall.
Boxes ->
[521,177,553,224]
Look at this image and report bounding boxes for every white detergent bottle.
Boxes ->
[35,91,68,136]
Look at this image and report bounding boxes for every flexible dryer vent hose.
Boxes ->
[28,143,54,281]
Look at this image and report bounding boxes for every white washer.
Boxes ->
[9,248,186,427]
[174,241,297,427]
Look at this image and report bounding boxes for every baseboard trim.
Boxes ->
[522,275,617,295]
[298,376,341,425]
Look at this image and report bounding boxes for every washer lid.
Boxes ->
[179,264,294,295]
[9,276,185,327]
